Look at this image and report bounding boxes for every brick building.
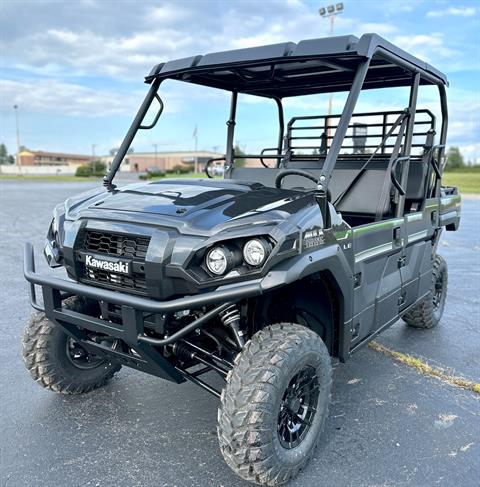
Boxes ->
[17,149,92,170]
[101,151,224,173]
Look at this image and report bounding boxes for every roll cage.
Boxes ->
[104,33,448,226]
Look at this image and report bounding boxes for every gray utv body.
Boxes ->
[25,33,460,392]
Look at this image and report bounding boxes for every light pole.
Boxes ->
[92,144,97,174]
[13,105,21,171]
[152,143,158,168]
[193,124,198,174]
[319,3,344,142]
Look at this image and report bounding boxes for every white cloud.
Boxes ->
[460,144,480,163]
[0,79,143,116]
[359,23,398,35]
[392,33,459,62]
[427,6,476,18]
[0,0,478,157]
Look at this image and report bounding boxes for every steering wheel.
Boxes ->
[275,169,319,189]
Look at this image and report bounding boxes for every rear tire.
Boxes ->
[22,296,121,394]
[217,323,332,486]
[402,254,447,329]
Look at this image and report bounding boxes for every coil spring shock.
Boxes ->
[220,304,245,349]
[219,305,241,326]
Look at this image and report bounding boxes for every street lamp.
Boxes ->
[319,3,344,32]
[152,144,158,167]
[319,3,344,142]
[92,144,97,174]
[13,105,21,171]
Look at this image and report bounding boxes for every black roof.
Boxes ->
[145,34,448,98]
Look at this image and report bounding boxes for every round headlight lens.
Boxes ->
[205,246,228,275]
[243,239,268,267]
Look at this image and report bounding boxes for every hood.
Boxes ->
[66,179,315,231]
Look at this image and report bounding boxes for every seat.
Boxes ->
[229,157,427,222]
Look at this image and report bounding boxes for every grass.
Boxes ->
[442,170,480,194]
[369,341,480,395]
[2,169,479,193]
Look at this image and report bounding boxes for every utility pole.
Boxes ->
[152,144,158,168]
[13,105,21,172]
[92,144,97,174]
[319,3,344,144]
[193,124,198,174]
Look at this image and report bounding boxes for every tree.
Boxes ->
[233,144,246,167]
[0,144,14,164]
[75,160,107,177]
[0,144,8,164]
[445,147,465,171]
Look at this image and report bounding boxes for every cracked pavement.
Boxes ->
[0,181,478,487]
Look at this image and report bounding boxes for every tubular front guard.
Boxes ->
[23,242,265,383]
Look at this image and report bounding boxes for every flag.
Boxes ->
[192,125,197,139]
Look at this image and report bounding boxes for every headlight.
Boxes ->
[205,246,229,275]
[243,238,269,267]
[44,218,63,267]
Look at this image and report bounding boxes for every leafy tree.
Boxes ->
[233,144,246,167]
[0,144,15,164]
[109,147,133,156]
[0,144,9,164]
[75,160,107,177]
[445,147,465,171]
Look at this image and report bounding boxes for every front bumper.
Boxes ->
[23,242,266,382]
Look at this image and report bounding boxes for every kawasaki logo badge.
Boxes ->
[85,255,130,274]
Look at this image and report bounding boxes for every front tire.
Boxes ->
[402,254,448,329]
[217,323,332,486]
[22,296,121,394]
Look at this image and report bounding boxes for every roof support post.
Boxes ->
[434,83,449,197]
[316,58,370,227]
[224,91,238,177]
[274,97,285,161]
[103,78,162,189]
[396,71,420,217]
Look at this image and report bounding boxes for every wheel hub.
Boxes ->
[66,338,105,370]
[433,270,445,309]
[277,366,319,449]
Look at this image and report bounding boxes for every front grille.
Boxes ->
[84,230,150,259]
[82,268,147,293]
[78,230,151,295]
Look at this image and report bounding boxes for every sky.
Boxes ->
[0,0,479,161]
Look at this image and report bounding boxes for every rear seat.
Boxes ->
[229,157,427,220]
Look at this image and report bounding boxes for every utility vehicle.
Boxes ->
[23,34,461,485]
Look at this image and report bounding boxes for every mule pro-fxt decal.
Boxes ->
[302,226,325,249]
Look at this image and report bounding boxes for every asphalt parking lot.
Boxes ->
[1,180,478,487]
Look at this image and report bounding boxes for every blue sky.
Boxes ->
[1,0,479,161]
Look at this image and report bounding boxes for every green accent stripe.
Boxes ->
[334,229,352,240]
[407,212,423,222]
[352,218,404,237]
[408,230,428,244]
[355,242,394,263]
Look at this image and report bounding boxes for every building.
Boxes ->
[17,149,92,170]
[101,151,224,173]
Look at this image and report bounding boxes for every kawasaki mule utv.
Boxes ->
[23,34,461,485]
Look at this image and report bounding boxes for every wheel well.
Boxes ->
[248,271,343,357]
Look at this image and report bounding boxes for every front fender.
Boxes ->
[260,243,354,360]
